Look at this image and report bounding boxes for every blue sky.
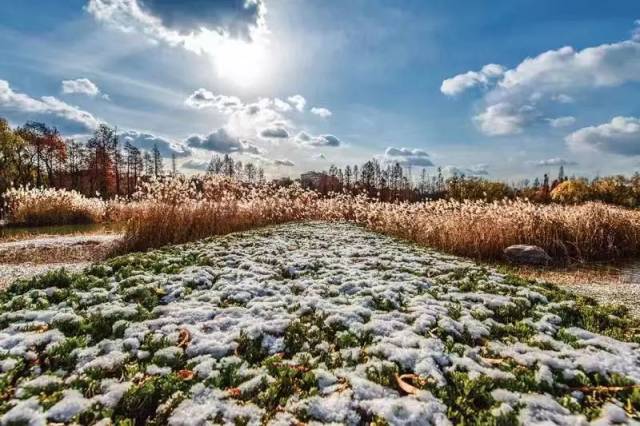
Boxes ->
[1,1,640,181]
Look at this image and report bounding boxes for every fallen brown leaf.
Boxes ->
[177,369,194,380]
[575,384,640,393]
[178,328,191,349]
[227,387,241,398]
[481,357,505,366]
[35,324,49,333]
[395,374,421,395]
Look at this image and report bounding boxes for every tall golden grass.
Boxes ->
[117,176,640,261]
[6,177,640,261]
[2,186,106,226]
[118,178,320,252]
[360,199,640,261]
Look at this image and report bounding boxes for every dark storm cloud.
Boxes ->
[138,0,265,39]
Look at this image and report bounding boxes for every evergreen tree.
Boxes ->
[152,144,164,177]
[143,151,154,176]
[171,152,177,176]
[222,154,234,177]
[87,124,118,196]
[533,177,540,189]
[245,163,257,183]
[344,165,352,188]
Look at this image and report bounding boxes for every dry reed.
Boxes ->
[117,176,640,261]
[2,186,106,226]
[6,177,640,262]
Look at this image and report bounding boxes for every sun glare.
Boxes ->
[214,38,269,87]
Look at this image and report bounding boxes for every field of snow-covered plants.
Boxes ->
[0,222,639,425]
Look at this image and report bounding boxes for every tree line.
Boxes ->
[205,154,266,184]
[4,115,640,207]
[310,160,640,207]
[0,117,268,199]
[0,118,170,198]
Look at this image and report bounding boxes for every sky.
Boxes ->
[1,1,640,181]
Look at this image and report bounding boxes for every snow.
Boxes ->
[46,390,91,422]
[0,222,638,424]
[78,350,128,373]
[0,397,46,426]
[303,391,360,424]
[17,375,63,397]
[146,364,172,375]
[359,391,451,426]
[94,379,131,408]
[591,403,632,425]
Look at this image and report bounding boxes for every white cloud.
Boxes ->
[440,64,505,96]
[473,102,538,136]
[310,107,332,118]
[181,158,210,170]
[86,0,269,85]
[120,129,191,157]
[547,116,576,128]
[497,42,640,92]
[383,147,434,167]
[273,98,292,112]
[273,159,295,167]
[385,147,429,157]
[260,126,289,139]
[61,78,103,98]
[566,116,640,156]
[230,102,288,140]
[184,89,242,112]
[295,131,341,147]
[552,94,574,104]
[528,158,578,167]
[184,91,293,141]
[185,127,261,154]
[86,0,266,46]
[442,22,640,135]
[183,90,342,154]
[287,94,306,112]
[0,79,100,132]
[443,164,489,177]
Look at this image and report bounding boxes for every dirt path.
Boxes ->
[0,233,121,289]
[0,234,120,264]
[512,266,640,318]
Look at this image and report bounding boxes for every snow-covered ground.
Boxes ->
[0,222,638,425]
[0,263,91,289]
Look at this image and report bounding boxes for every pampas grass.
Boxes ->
[119,176,640,261]
[2,186,106,226]
[5,177,640,262]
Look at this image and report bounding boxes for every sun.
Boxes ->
[213,38,270,87]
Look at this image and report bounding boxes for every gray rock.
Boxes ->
[504,245,552,265]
